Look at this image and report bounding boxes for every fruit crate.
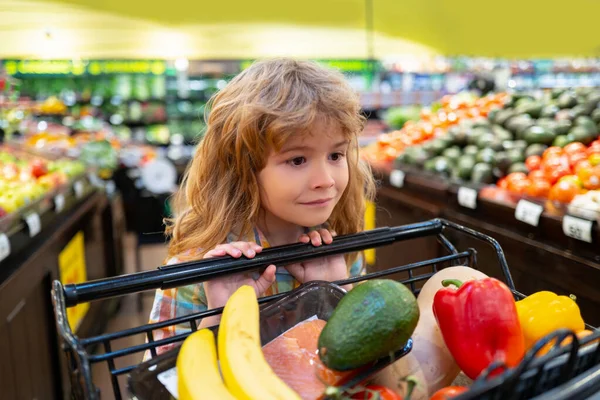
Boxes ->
[51,219,600,400]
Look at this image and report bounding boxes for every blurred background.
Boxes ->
[1,1,600,399]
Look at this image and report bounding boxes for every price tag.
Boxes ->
[457,187,478,209]
[157,367,179,399]
[389,170,405,188]
[563,215,593,243]
[0,234,10,262]
[515,200,544,226]
[74,181,84,199]
[54,194,65,213]
[25,213,41,237]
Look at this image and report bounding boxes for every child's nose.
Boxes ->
[310,165,335,189]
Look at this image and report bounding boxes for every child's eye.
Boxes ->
[329,152,346,162]
[287,156,306,166]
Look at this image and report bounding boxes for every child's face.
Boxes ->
[258,119,350,230]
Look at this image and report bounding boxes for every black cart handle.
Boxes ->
[62,219,444,307]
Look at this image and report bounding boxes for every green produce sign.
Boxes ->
[239,59,378,74]
[2,60,166,77]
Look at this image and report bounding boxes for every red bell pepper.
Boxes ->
[432,278,525,379]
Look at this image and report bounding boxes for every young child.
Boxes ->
[148,58,376,352]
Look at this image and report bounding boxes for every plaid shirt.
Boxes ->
[147,226,365,357]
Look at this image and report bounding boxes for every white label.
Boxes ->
[563,215,593,243]
[25,213,41,237]
[54,194,65,213]
[389,170,406,188]
[458,187,478,209]
[157,367,179,399]
[0,234,10,262]
[515,200,544,226]
[74,181,84,199]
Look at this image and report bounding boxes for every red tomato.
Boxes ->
[508,178,532,195]
[589,154,600,166]
[542,155,571,184]
[505,172,528,183]
[430,387,468,400]
[497,177,509,189]
[351,385,403,400]
[542,146,564,160]
[568,152,588,168]
[575,160,593,174]
[548,179,581,204]
[527,179,551,198]
[563,142,586,155]
[528,170,547,181]
[525,155,541,171]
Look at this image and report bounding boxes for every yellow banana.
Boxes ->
[177,329,237,400]
[218,285,301,400]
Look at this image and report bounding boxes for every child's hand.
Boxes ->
[285,229,351,290]
[203,242,276,311]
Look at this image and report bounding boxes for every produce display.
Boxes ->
[361,92,507,163]
[21,131,157,176]
[495,140,600,204]
[174,265,592,400]
[0,146,86,216]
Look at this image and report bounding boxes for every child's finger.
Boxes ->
[254,265,277,296]
[319,229,333,244]
[203,248,227,258]
[229,241,258,258]
[298,234,311,244]
[308,230,322,246]
[214,243,243,257]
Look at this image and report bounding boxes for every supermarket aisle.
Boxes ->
[92,234,168,399]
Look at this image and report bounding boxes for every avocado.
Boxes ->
[495,109,517,127]
[318,279,419,371]
[517,101,544,119]
[394,153,407,168]
[472,119,492,129]
[575,116,597,134]
[591,108,600,124]
[586,93,600,110]
[466,128,486,146]
[455,156,476,181]
[495,151,512,173]
[404,146,429,166]
[555,119,573,135]
[570,105,590,119]
[487,108,500,124]
[434,156,454,177]
[463,145,479,157]
[540,104,560,118]
[442,147,462,164]
[507,147,526,164]
[505,114,532,134]
[424,158,436,172]
[471,163,494,184]
[525,144,548,158]
[451,128,470,147]
[421,140,437,156]
[569,126,596,145]
[430,139,449,156]
[553,135,573,148]
[558,92,578,109]
[523,126,556,145]
[551,89,565,100]
[508,162,529,174]
[476,148,496,166]
[477,133,499,149]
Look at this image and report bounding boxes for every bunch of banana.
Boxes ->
[177,285,300,400]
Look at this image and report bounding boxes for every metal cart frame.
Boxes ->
[52,219,600,400]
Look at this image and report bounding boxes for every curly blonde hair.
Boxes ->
[166,58,376,261]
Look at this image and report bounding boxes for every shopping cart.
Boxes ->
[51,219,600,400]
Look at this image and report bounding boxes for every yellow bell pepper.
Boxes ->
[516,291,585,351]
